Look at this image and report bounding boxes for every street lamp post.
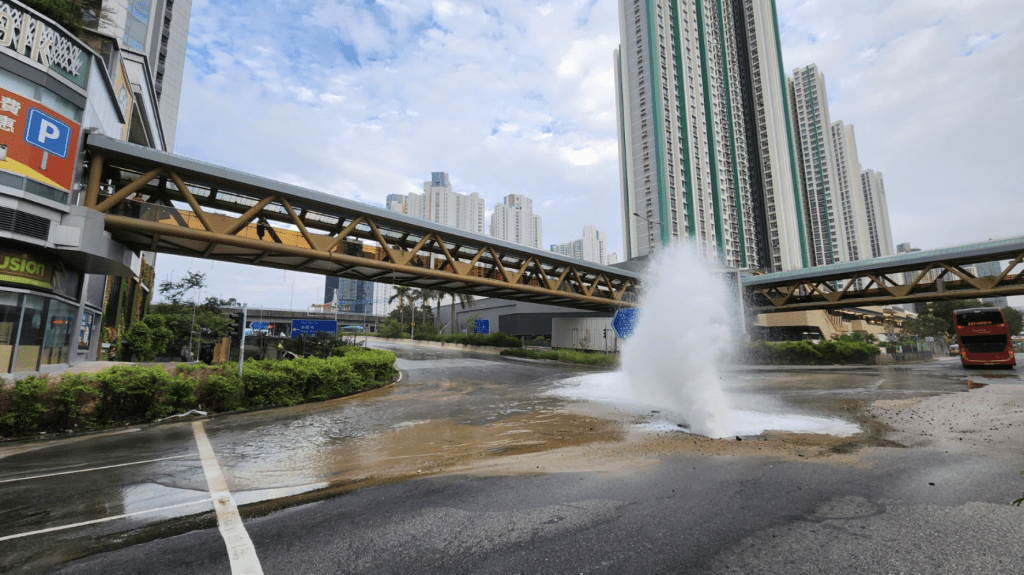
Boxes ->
[633,212,662,254]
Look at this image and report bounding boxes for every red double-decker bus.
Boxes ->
[953,307,1016,368]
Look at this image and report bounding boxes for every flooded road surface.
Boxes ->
[0,344,1020,572]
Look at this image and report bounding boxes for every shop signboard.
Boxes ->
[0,246,54,289]
[0,86,80,191]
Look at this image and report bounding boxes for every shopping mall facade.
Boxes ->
[1,0,168,375]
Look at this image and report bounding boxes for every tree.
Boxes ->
[158,271,206,306]
[121,314,173,361]
[902,313,948,340]
[1003,307,1023,336]
[925,299,985,338]
[24,0,85,35]
[150,272,231,358]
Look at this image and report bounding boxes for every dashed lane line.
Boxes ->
[192,421,265,575]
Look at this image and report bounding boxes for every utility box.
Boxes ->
[551,317,617,353]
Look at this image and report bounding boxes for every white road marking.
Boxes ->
[0,455,192,484]
[0,498,213,542]
[192,421,265,575]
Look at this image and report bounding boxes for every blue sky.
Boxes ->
[161,0,1024,308]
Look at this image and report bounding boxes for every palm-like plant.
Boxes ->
[388,286,412,326]
[419,289,444,331]
[448,290,476,334]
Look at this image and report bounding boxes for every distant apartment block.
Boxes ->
[387,172,486,235]
[550,225,619,265]
[860,169,895,258]
[490,194,542,248]
[829,121,871,262]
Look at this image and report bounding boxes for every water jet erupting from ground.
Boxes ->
[549,243,859,439]
[621,244,736,437]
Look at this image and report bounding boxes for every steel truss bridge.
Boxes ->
[83,135,639,312]
[82,134,1024,315]
[745,237,1024,314]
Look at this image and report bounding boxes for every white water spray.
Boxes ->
[549,243,859,439]
[620,244,737,437]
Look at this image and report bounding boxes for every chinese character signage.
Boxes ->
[0,86,80,192]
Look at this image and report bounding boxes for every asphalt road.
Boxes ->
[1,344,1022,574]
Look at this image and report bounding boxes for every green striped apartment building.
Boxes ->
[614,0,895,273]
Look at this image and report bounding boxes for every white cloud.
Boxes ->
[168,0,1024,307]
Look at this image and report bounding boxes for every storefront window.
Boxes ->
[14,295,47,372]
[42,300,75,366]
[0,292,20,373]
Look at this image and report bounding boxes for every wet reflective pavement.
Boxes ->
[1,345,1021,573]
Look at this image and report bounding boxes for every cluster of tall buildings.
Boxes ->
[386,172,543,249]
[613,0,894,272]
[550,226,619,266]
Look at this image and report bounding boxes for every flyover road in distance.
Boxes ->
[1,343,1022,574]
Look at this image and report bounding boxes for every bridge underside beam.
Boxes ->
[83,135,639,312]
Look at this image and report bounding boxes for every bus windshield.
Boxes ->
[955,310,1004,326]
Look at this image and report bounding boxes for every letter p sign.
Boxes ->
[25,108,71,159]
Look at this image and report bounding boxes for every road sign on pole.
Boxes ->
[474,319,490,334]
[612,308,639,339]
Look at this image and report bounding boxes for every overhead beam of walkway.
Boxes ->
[82,135,640,312]
[744,237,1024,313]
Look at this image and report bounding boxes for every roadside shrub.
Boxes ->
[54,374,99,429]
[740,339,880,365]
[0,376,51,435]
[95,365,176,423]
[0,352,398,437]
[197,373,243,412]
[501,348,617,367]
[377,318,404,339]
[343,348,397,383]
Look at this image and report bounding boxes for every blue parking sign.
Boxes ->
[24,108,72,158]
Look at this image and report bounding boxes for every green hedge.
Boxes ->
[412,331,522,348]
[0,349,397,437]
[741,340,880,365]
[500,348,618,367]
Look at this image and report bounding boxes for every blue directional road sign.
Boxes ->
[474,319,490,334]
[24,108,72,158]
[291,319,338,338]
[611,308,639,339]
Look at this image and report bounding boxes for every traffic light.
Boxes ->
[228,311,245,340]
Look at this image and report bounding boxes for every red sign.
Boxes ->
[0,87,80,192]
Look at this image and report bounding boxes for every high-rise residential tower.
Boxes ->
[860,169,895,258]
[614,0,808,271]
[490,194,542,249]
[829,121,871,262]
[789,64,846,266]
